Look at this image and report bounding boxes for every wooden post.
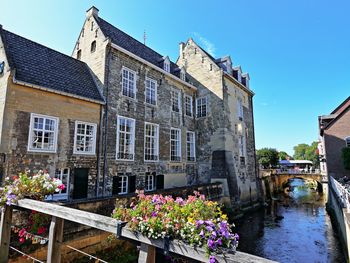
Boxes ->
[47,216,64,263]
[0,206,13,263]
[138,243,156,263]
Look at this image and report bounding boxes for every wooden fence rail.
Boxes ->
[0,199,276,263]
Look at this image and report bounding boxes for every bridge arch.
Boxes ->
[273,173,324,193]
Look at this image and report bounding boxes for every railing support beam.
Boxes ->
[47,216,64,263]
[138,243,156,263]
[0,205,13,263]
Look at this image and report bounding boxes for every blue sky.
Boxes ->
[1,0,349,155]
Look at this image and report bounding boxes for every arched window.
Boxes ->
[90,41,96,53]
[77,50,81,60]
[345,137,350,147]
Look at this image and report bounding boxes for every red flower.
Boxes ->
[19,237,25,243]
[37,226,46,235]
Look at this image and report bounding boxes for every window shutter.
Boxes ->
[112,176,120,195]
[156,174,164,190]
[128,175,136,193]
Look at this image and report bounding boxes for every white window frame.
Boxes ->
[186,131,196,162]
[145,173,155,192]
[196,97,208,118]
[164,59,170,73]
[28,113,59,153]
[145,77,157,105]
[116,116,136,161]
[144,122,159,162]
[51,168,70,200]
[237,97,244,120]
[170,128,181,162]
[122,67,136,99]
[171,89,181,113]
[180,69,186,81]
[239,135,246,157]
[185,95,193,117]
[73,121,97,155]
[345,137,350,147]
[119,175,128,194]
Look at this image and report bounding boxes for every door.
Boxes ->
[73,168,89,199]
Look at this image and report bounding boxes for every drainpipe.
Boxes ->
[96,105,103,197]
[102,41,112,197]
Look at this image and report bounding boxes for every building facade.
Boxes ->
[0,27,104,200]
[319,97,350,179]
[0,6,259,206]
[73,7,259,206]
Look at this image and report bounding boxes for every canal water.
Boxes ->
[234,178,345,263]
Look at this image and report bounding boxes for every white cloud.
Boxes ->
[193,32,216,57]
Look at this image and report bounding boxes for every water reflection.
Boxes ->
[235,178,345,263]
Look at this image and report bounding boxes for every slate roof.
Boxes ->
[96,18,180,76]
[0,28,104,103]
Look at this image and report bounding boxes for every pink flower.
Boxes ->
[58,184,65,190]
[19,237,25,243]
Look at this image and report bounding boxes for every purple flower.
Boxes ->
[205,220,215,227]
[209,256,217,263]
[216,238,222,246]
[199,230,205,238]
[211,231,217,238]
[151,211,157,217]
[207,239,216,250]
[196,220,204,227]
[206,226,213,232]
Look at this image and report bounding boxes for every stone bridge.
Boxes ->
[261,170,327,193]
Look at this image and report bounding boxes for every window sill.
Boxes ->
[121,94,137,102]
[144,160,159,163]
[116,159,135,162]
[145,102,158,108]
[27,148,57,154]
[73,152,96,156]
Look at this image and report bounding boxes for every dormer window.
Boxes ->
[180,68,186,81]
[77,50,81,60]
[91,41,96,53]
[237,71,242,83]
[164,59,170,73]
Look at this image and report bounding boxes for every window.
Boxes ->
[90,41,96,53]
[145,173,156,191]
[346,137,350,147]
[77,50,81,60]
[171,90,181,113]
[170,128,181,161]
[91,21,94,31]
[237,97,243,120]
[180,70,186,81]
[185,95,193,117]
[119,175,128,194]
[73,121,97,155]
[239,135,246,165]
[144,123,159,161]
[238,71,242,83]
[145,78,157,105]
[186,131,196,162]
[196,97,207,118]
[164,60,170,72]
[28,113,59,152]
[116,116,135,160]
[53,168,69,200]
[122,68,136,99]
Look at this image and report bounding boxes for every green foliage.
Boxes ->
[256,148,279,168]
[342,147,350,170]
[278,151,290,160]
[293,141,319,166]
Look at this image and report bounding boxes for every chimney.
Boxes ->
[179,42,185,57]
[86,6,99,18]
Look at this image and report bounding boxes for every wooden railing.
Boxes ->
[0,199,277,263]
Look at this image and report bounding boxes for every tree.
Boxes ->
[293,141,319,167]
[278,151,290,160]
[256,148,279,169]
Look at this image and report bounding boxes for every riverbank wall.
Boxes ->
[327,176,350,262]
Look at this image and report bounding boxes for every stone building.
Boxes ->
[319,96,350,179]
[177,39,259,205]
[73,6,259,206]
[0,26,105,200]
